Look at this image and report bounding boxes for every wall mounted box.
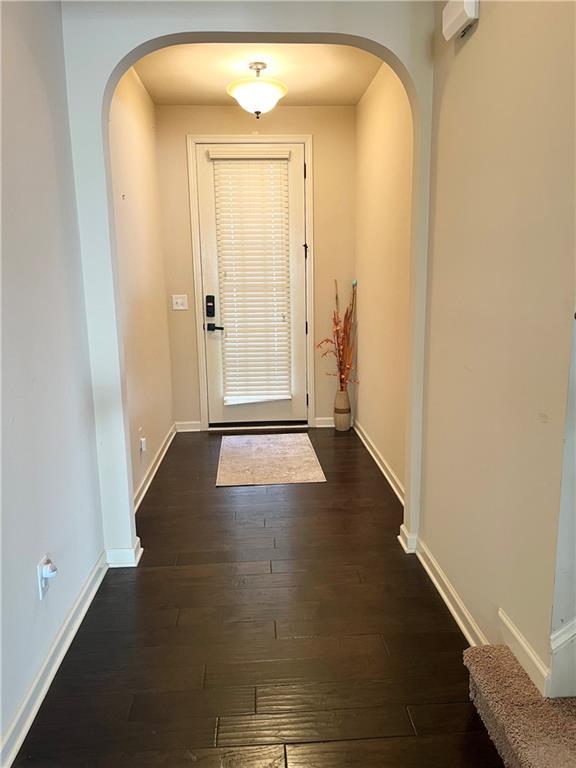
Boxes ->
[442,0,479,41]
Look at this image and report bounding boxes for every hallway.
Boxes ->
[15,430,503,766]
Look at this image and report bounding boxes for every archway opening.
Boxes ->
[102,33,423,563]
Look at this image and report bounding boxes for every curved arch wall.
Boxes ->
[354,63,414,499]
[60,1,435,565]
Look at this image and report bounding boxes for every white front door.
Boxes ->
[195,142,308,425]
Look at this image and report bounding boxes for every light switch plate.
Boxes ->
[172,294,188,311]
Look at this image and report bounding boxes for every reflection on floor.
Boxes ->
[14,429,504,767]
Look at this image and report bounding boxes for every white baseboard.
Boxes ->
[417,539,488,647]
[353,420,405,505]
[405,538,555,697]
[314,416,335,428]
[498,608,550,696]
[551,616,576,654]
[398,523,418,553]
[1,553,108,767]
[106,537,143,568]
[133,425,176,511]
[549,617,576,697]
[175,420,202,432]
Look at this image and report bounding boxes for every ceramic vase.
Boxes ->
[334,389,352,431]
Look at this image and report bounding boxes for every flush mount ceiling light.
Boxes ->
[226,62,287,119]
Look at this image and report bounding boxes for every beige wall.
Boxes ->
[110,69,173,495]
[421,1,575,663]
[155,105,356,423]
[2,1,103,751]
[354,64,413,490]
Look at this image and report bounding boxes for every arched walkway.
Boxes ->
[60,3,434,565]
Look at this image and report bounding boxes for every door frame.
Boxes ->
[186,134,315,430]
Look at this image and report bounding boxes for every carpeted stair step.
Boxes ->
[464,645,576,768]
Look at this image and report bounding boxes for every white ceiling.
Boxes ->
[134,43,382,106]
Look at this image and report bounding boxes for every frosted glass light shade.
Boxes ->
[226,78,287,117]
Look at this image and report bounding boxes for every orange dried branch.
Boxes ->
[317,280,357,391]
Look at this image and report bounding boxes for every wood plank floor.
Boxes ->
[14,430,503,767]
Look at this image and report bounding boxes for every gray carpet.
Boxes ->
[464,645,576,768]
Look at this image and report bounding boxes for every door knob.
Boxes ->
[206,323,224,331]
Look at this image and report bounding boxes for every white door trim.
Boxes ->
[186,134,315,430]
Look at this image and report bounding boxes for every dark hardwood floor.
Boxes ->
[14,429,503,767]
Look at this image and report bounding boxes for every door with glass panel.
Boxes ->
[195,143,307,425]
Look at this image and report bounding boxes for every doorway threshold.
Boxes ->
[208,420,308,431]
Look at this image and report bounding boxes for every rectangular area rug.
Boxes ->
[216,433,327,487]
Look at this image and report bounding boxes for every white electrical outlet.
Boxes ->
[37,556,58,600]
[172,294,188,311]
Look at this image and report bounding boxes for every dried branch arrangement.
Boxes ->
[317,280,358,392]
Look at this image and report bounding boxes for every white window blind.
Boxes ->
[212,157,292,406]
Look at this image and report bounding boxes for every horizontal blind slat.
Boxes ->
[213,156,292,405]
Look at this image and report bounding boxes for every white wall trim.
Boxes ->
[498,608,550,696]
[175,420,202,432]
[549,317,576,698]
[133,425,176,511]
[551,616,576,653]
[314,416,335,428]
[398,523,418,554]
[354,420,405,505]
[1,553,108,767]
[548,618,576,698]
[302,137,316,429]
[403,539,555,697]
[417,539,489,647]
[106,537,143,568]
[186,137,211,431]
